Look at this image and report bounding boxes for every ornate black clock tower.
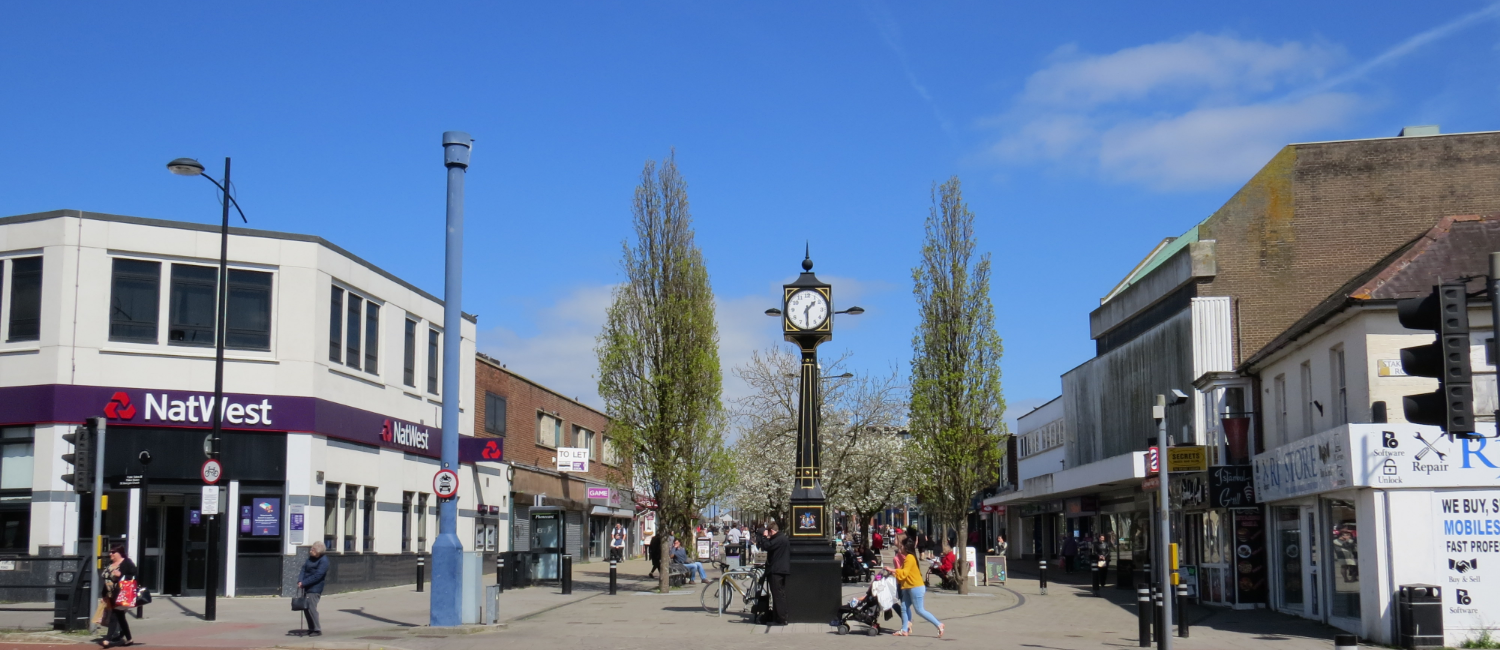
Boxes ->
[771,250,853,624]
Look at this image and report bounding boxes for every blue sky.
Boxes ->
[3,2,1499,428]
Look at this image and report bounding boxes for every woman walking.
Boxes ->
[99,544,136,647]
[892,538,943,637]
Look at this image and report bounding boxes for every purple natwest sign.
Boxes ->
[0,384,443,458]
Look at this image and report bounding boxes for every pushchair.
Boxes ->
[841,548,872,583]
[835,572,897,636]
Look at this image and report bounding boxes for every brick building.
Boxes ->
[473,353,634,563]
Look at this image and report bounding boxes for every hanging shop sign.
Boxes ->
[1209,465,1256,508]
[1166,446,1209,473]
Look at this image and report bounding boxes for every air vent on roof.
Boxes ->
[1398,125,1440,137]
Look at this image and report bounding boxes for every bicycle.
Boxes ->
[700,564,766,615]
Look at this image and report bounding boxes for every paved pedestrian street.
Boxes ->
[0,559,1349,650]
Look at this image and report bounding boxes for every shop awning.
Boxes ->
[590,506,634,519]
[984,450,1148,506]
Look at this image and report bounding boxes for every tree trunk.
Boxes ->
[659,524,672,593]
[956,519,969,594]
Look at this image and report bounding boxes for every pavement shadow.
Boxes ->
[337,607,420,627]
[159,597,205,620]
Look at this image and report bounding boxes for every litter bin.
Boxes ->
[1398,584,1443,649]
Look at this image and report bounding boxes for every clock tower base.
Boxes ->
[783,492,841,624]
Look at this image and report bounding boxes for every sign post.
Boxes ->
[431,131,471,627]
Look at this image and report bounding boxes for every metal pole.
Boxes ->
[1155,395,1173,650]
[1491,253,1500,430]
[202,156,232,622]
[430,132,470,626]
[87,418,106,634]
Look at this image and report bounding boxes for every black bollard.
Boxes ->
[1177,583,1189,638]
[1092,563,1101,593]
[561,555,573,594]
[1153,586,1165,650]
[1137,584,1152,647]
[1039,559,1048,595]
[496,554,504,588]
[416,555,425,592]
[609,559,618,595]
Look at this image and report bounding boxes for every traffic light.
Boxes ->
[61,423,95,492]
[1398,282,1476,437]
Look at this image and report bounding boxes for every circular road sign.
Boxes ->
[201,458,223,485]
[433,468,459,499]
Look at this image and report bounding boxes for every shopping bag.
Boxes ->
[114,579,138,608]
[137,586,153,605]
[92,600,108,625]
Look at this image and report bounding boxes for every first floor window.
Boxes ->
[329,287,344,362]
[403,319,417,387]
[427,328,441,394]
[168,264,217,346]
[109,258,161,343]
[225,269,272,350]
[364,301,380,374]
[485,393,507,435]
[7,256,42,342]
[345,294,363,370]
[538,413,561,448]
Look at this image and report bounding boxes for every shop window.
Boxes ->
[328,287,344,362]
[0,509,28,553]
[6,257,42,342]
[537,413,561,449]
[427,328,440,394]
[403,319,417,387]
[343,485,359,553]
[417,493,429,553]
[1328,499,1359,618]
[362,488,377,552]
[225,270,272,350]
[323,484,340,551]
[485,393,507,435]
[0,427,35,490]
[401,491,413,553]
[168,264,218,346]
[109,258,161,343]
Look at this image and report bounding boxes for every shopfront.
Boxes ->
[1254,423,1500,646]
[1019,500,1063,560]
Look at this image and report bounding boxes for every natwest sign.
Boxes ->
[382,419,431,451]
[101,389,282,428]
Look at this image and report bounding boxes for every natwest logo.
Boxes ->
[103,392,136,420]
[139,392,275,426]
[383,419,431,451]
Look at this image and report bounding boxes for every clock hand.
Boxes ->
[804,303,812,325]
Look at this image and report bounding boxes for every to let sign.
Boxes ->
[1166,446,1208,473]
[557,448,589,473]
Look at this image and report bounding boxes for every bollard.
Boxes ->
[609,560,618,595]
[1039,560,1048,595]
[416,555,425,592]
[1153,587,1165,650]
[497,554,504,589]
[1137,584,1152,647]
[1092,563,1101,594]
[1177,583,1189,638]
[561,555,573,594]
[1334,633,1358,650]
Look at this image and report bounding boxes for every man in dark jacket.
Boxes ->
[1089,534,1112,592]
[296,541,330,636]
[758,520,790,625]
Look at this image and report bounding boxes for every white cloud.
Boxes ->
[991,33,1355,189]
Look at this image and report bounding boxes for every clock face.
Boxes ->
[786,290,829,330]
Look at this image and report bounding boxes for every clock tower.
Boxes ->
[772,250,848,624]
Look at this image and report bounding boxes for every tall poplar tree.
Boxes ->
[596,151,732,593]
[908,177,1007,595]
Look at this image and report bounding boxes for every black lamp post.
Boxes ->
[166,157,247,621]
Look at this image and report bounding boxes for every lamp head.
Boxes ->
[837,306,865,315]
[765,308,783,317]
[166,158,205,176]
[1169,389,1189,405]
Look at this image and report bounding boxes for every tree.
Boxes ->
[726,346,909,548]
[596,151,733,593]
[907,176,1007,594]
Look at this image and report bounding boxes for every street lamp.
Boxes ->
[1152,389,1188,650]
[166,157,247,622]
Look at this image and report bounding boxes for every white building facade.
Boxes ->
[0,209,508,597]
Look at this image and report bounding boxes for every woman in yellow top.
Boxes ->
[891,539,944,637]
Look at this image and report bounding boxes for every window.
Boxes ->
[417,493,429,553]
[329,287,344,362]
[1300,361,1314,437]
[401,491,414,553]
[603,436,620,467]
[168,264,217,346]
[1331,347,1347,426]
[362,487,377,552]
[1328,499,1360,618]
[343,484,359,552]
[328,283,381,376]
[579,427,596,460]
[225,269,272,350]
[1273,374,1288,444]
[1,427,34,491]
[109,259,161,343]
[345,293,362,370]
[485,393,507,435]
[7,257,42,342]
[427,328,440,394]
[538,413,562,448]
[364,301,380,374]
[403,319,417,387]
[323,484,340,551]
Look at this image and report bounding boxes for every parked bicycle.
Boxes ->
[700,564,767,615]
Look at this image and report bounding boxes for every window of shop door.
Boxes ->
[1275,506,1302,613]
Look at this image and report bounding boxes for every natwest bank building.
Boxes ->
[0,210,507,598]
